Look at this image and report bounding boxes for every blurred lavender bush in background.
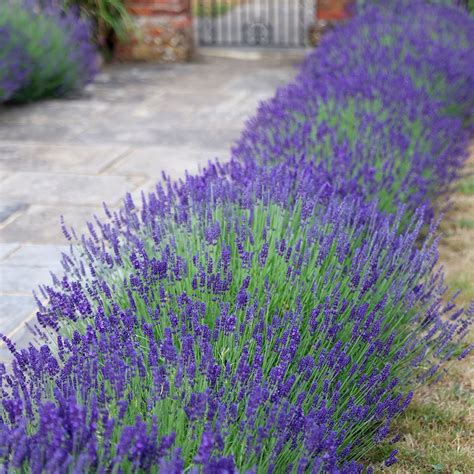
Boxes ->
[0,16,31,101]
[0,0,98,103]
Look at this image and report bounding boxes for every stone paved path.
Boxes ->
[0,50,305,362]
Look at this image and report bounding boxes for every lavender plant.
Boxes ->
[0,16,31,101]
[357,0,472,12]
[1,184,471,471]
[0,0,473,471]
[233,1,474,219]
[233,84,469,218]
[0,0,98,103]
[301,2,474,117]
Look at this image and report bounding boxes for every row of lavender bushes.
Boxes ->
[0,0,97,103]
[1,0,473,472]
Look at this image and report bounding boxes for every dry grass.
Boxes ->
[392,145,474,473]
[363,146,474,472]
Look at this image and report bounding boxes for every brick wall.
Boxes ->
[116,0,193,62]
[317,0,354,21]
[310,0,354,46]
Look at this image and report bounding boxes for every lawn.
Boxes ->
[370,147,474,473]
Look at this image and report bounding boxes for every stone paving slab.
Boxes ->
[0,246,67,301]
[0,265,59,295]
[0,123,81,143]
[0,143,130,174]
[0,202,28,225]
[3,244,70,267]
[0,51,305,362]
[0,295,37,335]
[0,101,111,128]
[0,172,146,206]
[0,205,103,244]
[74,125,243,148]
[110,146,227,178]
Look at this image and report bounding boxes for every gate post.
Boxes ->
[310,0,354,45]
[116,0,193,62]
[317,0,354,21]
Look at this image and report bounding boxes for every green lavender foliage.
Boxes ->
[66,0,134,53]
[357,0,470,9]
[0,1,98,102]
[44,196,460,471]
[238,96,458,216]
[2,4,77,101]
[0,8,29,101]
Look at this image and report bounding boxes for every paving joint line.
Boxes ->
[97,147,135,175]
[0,207,29,231]
[0,244,21,262]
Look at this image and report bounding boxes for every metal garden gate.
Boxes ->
[194,0,315,47]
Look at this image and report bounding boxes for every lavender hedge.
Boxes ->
[0,1,97,103]
[302,1,474,117]
[1,1,473,472]
[234,0,474,219]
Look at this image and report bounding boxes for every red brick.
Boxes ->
[125,0,190,15]
[317,0,354,21]
[116,11,193,62]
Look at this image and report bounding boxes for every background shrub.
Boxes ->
[0,19,31,101]
[0,0,98,103]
